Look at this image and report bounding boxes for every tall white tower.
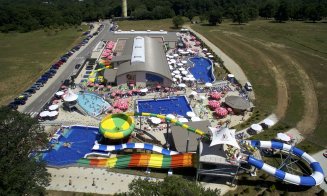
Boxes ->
[122,0,127,17]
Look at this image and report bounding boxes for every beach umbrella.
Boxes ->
[215,107,228,118]
[173,78,177,82]
[206,52,212,55]
[173,54,179,57]
[63,88,78,102]
[208,55,214,58]
[195,41,201,46]
[181,60,188,64]
[210,92,222,100]
[168,61,173,65]
[190,91,197,96]
[191,116,202,122]
[39,111,50,117]
[48,104,59,111]
[277,133,291,142]
[177,63,184,66]
[169,66,174,70]
[189,77,196,81]
[173,70,180,74]
[183,77,190,81]
[166,114,176,119]
[166,54,170,57]
[170,59,176,64]
[179,67,185,71]
[55,91,64,96]
[251,124,263,133]
[182,70,188,75]
[150,117,161,124]
[186,74,194,78]
[168,55,174,59]
[178,117,189,123]
[112,108,122,114]
[202,48,208,51]
[227,74,235,78]
[180,51,189,55]
[167,58,170,61]
[208,100,220,110]
[178,83,186,88]
[175,75,182,79]
[140,88,148,93]
[205,82,213,87]
[171,72,175,76]
[186,111,196,117]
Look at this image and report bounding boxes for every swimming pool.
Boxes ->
[188,57,215,83]
[42,126,101,166]
[77,93,111,117]
[136,96,193,117]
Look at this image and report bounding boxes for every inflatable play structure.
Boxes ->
[80,112,324,186]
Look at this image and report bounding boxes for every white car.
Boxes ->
[244,82,253,91]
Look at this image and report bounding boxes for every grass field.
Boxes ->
[117,18,177,31]
[0,26,88,106]
[191,20,327,148]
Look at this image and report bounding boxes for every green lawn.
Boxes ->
[0,26,88,105]
[117,19,178,31]
[191,20,327,147]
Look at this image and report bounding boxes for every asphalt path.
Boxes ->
[21,22,110,114]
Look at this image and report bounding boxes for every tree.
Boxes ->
[208,11,222,26]
[305,4,323,22]
[274,0,289,22]
[172,15,185,28]
[0,107,50,195]
[260,1,277,19]
[185,8,197,21]
[116,176,221,196]
[231,6,249,24]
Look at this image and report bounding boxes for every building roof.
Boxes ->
[199,141,235,165]
[171,120,211,152]
[104,69,118,83]
[116,37,172,81]
[225,96,251,110]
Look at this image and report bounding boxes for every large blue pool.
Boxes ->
[189,57,215,83]
[42,126,100,166]
[77,93,110,116]
[137,96,192,117]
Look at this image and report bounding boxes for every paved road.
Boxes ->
[19,21,110,115]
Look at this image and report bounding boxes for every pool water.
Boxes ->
[42,126,101,166]
[137,96,192,117]
[189,57,215,83]
[77,93,110,116]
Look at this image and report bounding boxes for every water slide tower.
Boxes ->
[122,0,127,17]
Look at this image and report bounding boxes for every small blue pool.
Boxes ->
[77,93,110,116]
[42,126,100,166]
[189,57,215,83]
[137,96,192,117]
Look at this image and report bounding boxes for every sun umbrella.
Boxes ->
[178,117,189,123]
[177,63,183,66]
[251,124,263,132]
[112,108,122,114]
[39,111,50,117]
[205,83,213,87]
[208,100,220,110]
[166,114,176,119]
[210,92,222,100]
[206,53,211,55]
[181,60,187,64]
[171,72,175,76]
[173,54,179,57]
[183,77,190,81]
[150,117,161,124]
[63,88,78,102]
[190,91,197,96]
[195,41,201,46]
[215,107,228,117]
[174,75,182,79]
[140,88,148,93]
[202,48,208,51]
[181,70,188,75]
[169,66,174,70]
[178,83,186,88]
[227,74,235,78]
[173,78,177,82]
[179,67,185,71]
[170,59,176,64]
[277,133,291,142]
[56,91,64,96]
[208,55,214,58]
[173,70,180,74]
[189,77,196,81]
[168,55,174,59]
[49,104,59,111]
[191,116,202,122]
[186,111,196,117]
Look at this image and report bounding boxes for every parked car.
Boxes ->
[22,92,32,97]
[36,78,47,84]
[31,84,41,90]
[25,88,36,94]
[15,95,28,101]
[244,82,253,91]
[35,82,44,87]
[8,102,18,110]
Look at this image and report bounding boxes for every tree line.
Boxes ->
[0,0,327,32]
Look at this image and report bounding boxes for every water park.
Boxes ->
[30,27,324,194]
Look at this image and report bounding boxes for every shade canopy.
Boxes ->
[209,127,240,149]
[173,70,180,74]
[227,74,235,78]
[39,111,50,117]
[177,63,183,66]
[48,111,59,117]
[224,96,250,110]
[277,133,291,142]
[190,91,197,96]
[49,104,59,111]
[179,67,185,71]
[178,83,186,88]
[140,88,148,93]
[63,88,78,102]
[175,75,182,79]
[251,124,263,132]
[181,60,187,64]
[166,114,176,119]
[150,117,161,124]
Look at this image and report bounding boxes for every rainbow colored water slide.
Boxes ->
[77,153,195,168]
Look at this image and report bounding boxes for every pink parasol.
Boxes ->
[112,108,122,114]
[111,92,116,97]
[128,90,133,96]
[227,108,233,114]
[88,82,94,87]
[215,107,228,118]
[210,92,222,100]
[208,100,220,110]
[195,41,201,46]
[107,85,112,89]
